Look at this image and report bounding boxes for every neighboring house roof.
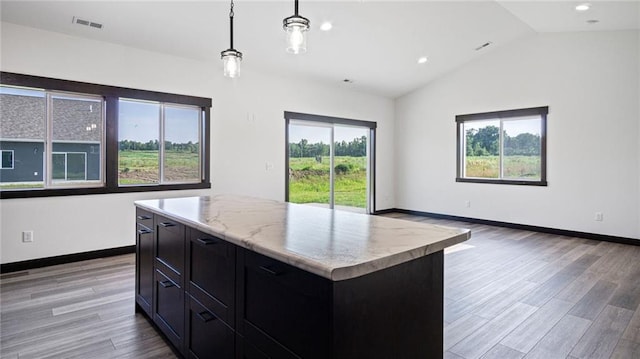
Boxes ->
[0,93,102,142]
[0,93,45,140]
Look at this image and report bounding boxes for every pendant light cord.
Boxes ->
[294,0,299,16]
[229,0,235,49]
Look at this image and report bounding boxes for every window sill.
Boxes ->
[456,178,548,186]
[0,182,211,199]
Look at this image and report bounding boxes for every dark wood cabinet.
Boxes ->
[185,228,236,358]
[155,215,185,283]
[186,294,234,359]
[152,215,186,355]
[154,269,185,353]
[135,209,445,359]
[186,229,235,327]
[237,249,330,359]
[135,208,154,317]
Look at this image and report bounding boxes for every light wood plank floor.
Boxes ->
[1,214,639,358]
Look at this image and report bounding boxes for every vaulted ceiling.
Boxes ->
[1,1,638,98]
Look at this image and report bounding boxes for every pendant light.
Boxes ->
[221,0,242,78]
[283,0,310,54]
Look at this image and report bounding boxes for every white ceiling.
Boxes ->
[1,1,638,98]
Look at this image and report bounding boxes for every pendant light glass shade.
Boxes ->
[283,0,309,54]
[222,0,242,78]
[222,49,242,78]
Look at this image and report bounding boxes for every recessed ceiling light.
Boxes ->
[320,22,333,31]
[575,3,591,12]
[417,57,428,64]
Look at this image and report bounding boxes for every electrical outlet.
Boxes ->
[22,231,34,243]
[595,212,604,221]
[465,200,471,208]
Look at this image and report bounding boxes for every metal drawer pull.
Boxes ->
[259,266,282,276]
[137,228,152,235]
[159,280,175,288]
[159,222,176,228]
[197,310,216,323]
[197,237,218,246]
[137,215,152,220]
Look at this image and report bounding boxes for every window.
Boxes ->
[53,152,87,181]
[285,111,377,214]
[1,150,14,169]
[0,72,211,199]
[0,86,102,189]
[118,100,202,185]
[51,93,103,186]
[456,106,548,186]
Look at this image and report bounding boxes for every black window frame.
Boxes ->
[0,72,211,199]
[455,106,548,186]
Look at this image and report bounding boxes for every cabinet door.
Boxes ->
[154,269,185,354]
[187,229,235,327]
[238,249,331,359]
[186,295,234,359]
[135,223,154,316]
[156,215,185,284]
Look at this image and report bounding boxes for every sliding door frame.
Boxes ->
[284,111,377,213]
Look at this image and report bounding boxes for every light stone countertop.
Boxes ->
[135,195,471,281]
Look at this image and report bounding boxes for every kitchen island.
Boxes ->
[134,195,470,358]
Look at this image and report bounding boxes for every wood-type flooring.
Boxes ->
[1,213,639,358]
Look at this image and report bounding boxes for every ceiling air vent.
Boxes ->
[72,16,103,30]
[474,41,492,51]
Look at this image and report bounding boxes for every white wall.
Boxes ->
[0,22,395,263]
[396,30,640,239]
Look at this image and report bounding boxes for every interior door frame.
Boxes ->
[284,111,377,213]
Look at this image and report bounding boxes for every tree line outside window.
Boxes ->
[288,135,367,158]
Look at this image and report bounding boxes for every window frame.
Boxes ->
[455,106,548,186]
[284,111,378,213]
[0,71,211,199]
[48,90,105,188]
[118,99,204,186]
[1,150,14,169]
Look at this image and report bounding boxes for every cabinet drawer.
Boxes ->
[186,295,234,359]
[187,229,235,327]
[156,215,185,279]
[154,269,184,353]
[240,249,330,359]
[135,223,154,316]
[136,208,154,227]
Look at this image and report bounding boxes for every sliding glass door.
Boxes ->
[286,112,375,214]
[333,125,369,210]
[288,122,333,208]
